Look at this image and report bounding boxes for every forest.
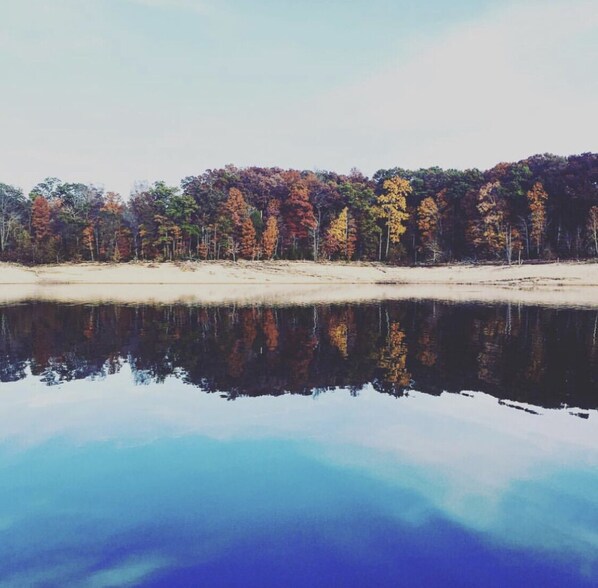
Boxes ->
[0,152,596,264]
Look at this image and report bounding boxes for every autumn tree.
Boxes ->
[31,196,55,262]
[472,181,506,259]
[324,207,357,260]
[240,217,257,259]
[304,171,343,260]
[417,196,441,262]
[82,224,96,261]
[377,176,411,260]
[1,153,596,264]
[282,181,317,257]
[470,181,524,263]
[32,196,51,241]
[217,187,249,260]
[527,181,548,257]
[262,215,279,259]
[505,225,523,265]
[223,187,247,229]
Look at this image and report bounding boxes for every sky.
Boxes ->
[0,0,596,196]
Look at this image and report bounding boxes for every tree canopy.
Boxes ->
[0,153,596,264]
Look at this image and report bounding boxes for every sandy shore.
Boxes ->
[1,260,598,307]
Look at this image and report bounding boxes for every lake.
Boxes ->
[0,300,597,587]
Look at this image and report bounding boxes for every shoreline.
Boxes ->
[2,260,598,307]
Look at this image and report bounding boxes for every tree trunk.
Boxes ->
[385,226,390,260]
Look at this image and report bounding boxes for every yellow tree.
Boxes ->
[324,207,357,260]
[475,181,506,258]
[527,181,548,257]
[473,180,522,263]
[417,196,441,262]
[377,176,411,260]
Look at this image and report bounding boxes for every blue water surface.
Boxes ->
[1,401,597,588]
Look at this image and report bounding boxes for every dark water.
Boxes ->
[0,300,597,587]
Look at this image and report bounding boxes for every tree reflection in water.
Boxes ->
[0,301,596,409]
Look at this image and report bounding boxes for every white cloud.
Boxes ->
[85,555,173,588]
[135,0,598,182]
[295,0,598,171]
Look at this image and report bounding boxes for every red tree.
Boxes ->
[240,217,257,259]
[31,196,54,262]
[31,196,51,241]
[282,182,316,253]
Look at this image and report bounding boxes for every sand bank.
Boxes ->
[1,261,598,307]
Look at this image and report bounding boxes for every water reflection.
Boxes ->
[0,374,597,587]
[1,300,598,586]
[0,301,596,409]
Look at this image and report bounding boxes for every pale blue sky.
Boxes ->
[1,0,596,195]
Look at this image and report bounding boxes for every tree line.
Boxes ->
[0,152,596,264]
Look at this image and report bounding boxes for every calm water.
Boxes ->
[0,300,597,587]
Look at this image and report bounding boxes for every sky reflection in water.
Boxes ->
[0,368,597,587]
